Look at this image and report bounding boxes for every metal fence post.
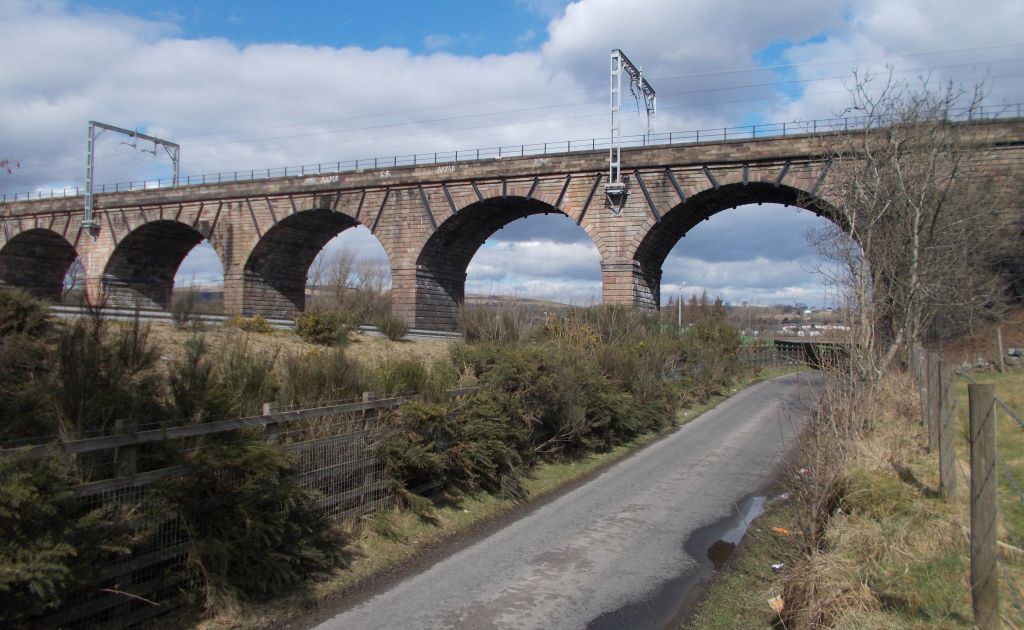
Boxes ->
[938,359,957,499]
[968,383,998,629]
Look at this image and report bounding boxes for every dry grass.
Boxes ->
[143,322,451,374]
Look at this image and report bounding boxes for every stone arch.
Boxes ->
[0,228,79,300]
[630,182,841,308]
[241,208,375,316]
[411,195,597,330]
[103,220,221,309]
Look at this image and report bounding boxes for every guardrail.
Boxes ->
[47,304,464,340]
[5,103,1021,203]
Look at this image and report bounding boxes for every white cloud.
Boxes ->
[469,240,601,281]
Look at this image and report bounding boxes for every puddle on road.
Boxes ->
[586,493,768,630]
[703,495,766,570]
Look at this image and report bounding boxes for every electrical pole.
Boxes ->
[84,121,180,229]
[606,49,656,209]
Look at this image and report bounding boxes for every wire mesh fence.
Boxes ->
[0,390,472,629]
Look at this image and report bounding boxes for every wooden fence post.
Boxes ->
[927,352,940,453]
[968,383,998,628]
[263,402,281,443]
[113,417,138,477]
[938,359,957,499]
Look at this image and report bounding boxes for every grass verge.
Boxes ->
[689,368,1024,630]
[193,365,803,629]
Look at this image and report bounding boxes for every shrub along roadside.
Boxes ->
[154,435,351,610]
[0,293,370,623]
[380,307,741,510]
[0,455,133,626]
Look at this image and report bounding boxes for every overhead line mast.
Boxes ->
[607,48,656,209]
[84,121,180,229]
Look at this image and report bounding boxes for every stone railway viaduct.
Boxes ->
[2,119,1022,331]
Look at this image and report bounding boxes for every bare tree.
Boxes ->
[813,72,1014,379]
[307,249,391,323]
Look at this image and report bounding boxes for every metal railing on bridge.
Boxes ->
[4,103,1022,203]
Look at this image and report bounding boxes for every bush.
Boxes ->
[0,456,131,625]
[52,314,167,440]
[230,315,273,333]
[378,401,452,503]
[380,397,526,500]
[679,317,741,401]
[0,288,52,338]
[156,437,349,608]
[0,290,56,441]
[215,337,279,417]
[168,335,230,422]
[296,311,348,346]
[377,314,408,341]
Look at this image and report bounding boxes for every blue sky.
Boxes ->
[5,0,1023,307]
[74,0,558,54]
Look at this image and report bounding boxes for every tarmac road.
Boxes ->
[314,371,821,630]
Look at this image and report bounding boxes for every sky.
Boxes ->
[3,0,1023,307]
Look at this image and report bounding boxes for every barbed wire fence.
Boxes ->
[915,346,1023,628]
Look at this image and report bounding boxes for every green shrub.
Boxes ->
[52,314,167,440]
[421,360,459,403]
[378,401,453,505]
[0,288,52,338]
[0,290,56,441]
[230,314,273,333]
[380,397,526,500]
[448,391,526,498]
[296,311,348,346]
[214,338,279,417]
[156,436,349,608]
[377,314,408,341]
[679,317,742,400]
[168,335,230,422]
[0,456,131,625]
